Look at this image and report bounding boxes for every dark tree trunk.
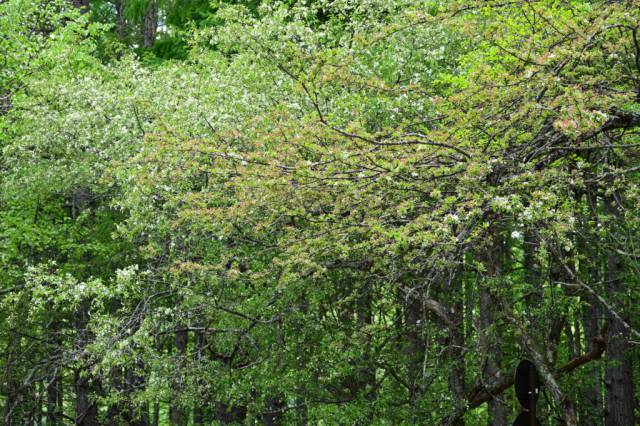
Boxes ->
[193,330,206,425]
[603,199,635,426]
[547,253,572,364]
[580,183,603,426]
[444,265,466,426]
[126,363,150,426]
[115,0,127,39]
[152,401,160,426]
[356,280,376,401]
[142,1,157,48]
[582,298,603,425]
[74,302,99,426]
[74,371,99,426]
[479,226,508,426]
[404,293,423,404]
[170,327,187,426]
[106,367,125,422]
[523,228,542,303]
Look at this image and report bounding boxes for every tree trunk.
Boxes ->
[127,363,150,426]
[170,327,187,426]
[74,371,99,426]
[2,349,17,426]
[356,280,375,402]
[523,228,542,303]
[74,303,99,426]
[479,226,508,426]
[152,401,160,426]
[404,293,423,405]
[582,298,603,425]
[193,330,205,425]
[445,266,466,426]
[603,195,635,426]
[142,1,157,48]
[580,183,603,426]
[115,0,127,40]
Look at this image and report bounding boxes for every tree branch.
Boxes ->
[443,325,607,425]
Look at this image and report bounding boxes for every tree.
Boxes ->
[1,1,639,425]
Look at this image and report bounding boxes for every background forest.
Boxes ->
[1,0,639,425]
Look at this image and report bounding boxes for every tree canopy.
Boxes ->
[1,0,639,425]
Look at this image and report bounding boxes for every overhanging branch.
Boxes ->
[443,326,607,425]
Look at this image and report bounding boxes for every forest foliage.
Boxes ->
[1,0,639,425]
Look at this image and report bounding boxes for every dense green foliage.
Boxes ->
[1,0,639,425]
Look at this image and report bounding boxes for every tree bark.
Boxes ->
[193,330,206,425]
[74,369,99,426]
[444,266,466,426]
[152,401,160,426]
[580,183,604,426]
[142,1,157,48]
[126,363,150,426]
[523,228,542,303]
[115,0,127,40]
[74,303,99,426]
[356,280,376,402]
[170,327,187,426]
[603,193,636,426]
[404,292,423,404]
[478,226,508,426]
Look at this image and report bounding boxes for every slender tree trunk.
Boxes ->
[404,293,423,405]
[142,1,157,48]
[68,190,99,426]
[115,0,127,39]
[3,341,18,426]
[580,183,603,425]
[479,226,508,426]
[445,266,466,426]
[582,298,603,425]
[170,327,187,426]
[193,330,205,425]
[328,277,375,422]
[127,362,150,426]
[357,280,375,401]
[74,319,99,426]
[523,228,542,303]
[603,193,635,426]
[152,401,160,426]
